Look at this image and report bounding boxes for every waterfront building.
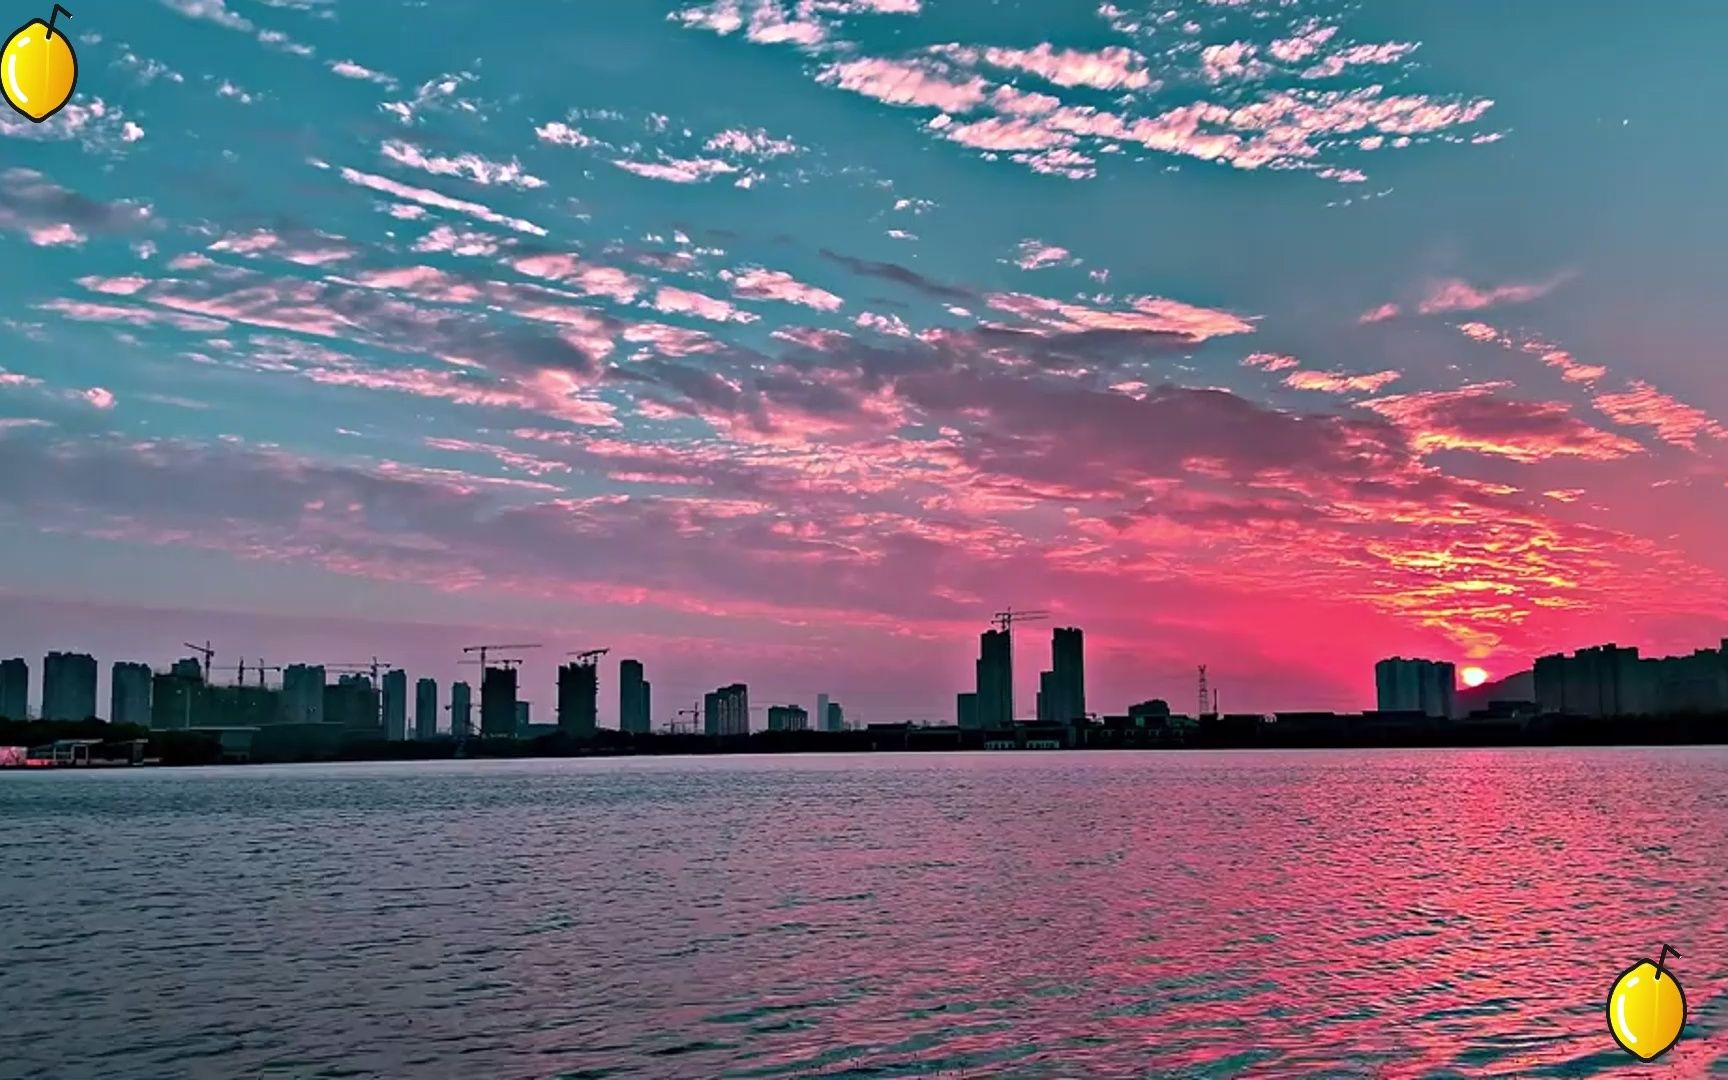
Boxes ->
[957,691,978,730]
[619,659,651,735]
[1050,627,1085,723]
[481,667,517,738]
[558,661,599,738]
[768,704,808,732]
[704,683,749,736]
[382,669,407,740]
[282,664,326,725]
[110,662,153,727]
[1374,657,1457,719]
[825,700,844,731]
[975,629,1012,728]
[416,677,438,740]
[450,681,473,739]
[0,657,27,721]
[42,651,97,722]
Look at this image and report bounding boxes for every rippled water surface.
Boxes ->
[5,750,1728,1078]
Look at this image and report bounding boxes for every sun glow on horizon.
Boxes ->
[1461,665,1490,688]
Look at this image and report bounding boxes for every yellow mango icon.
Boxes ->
[3,5,77,124]
[1606,944,1686,1062]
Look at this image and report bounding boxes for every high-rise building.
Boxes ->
[481,666,518,738]
[415,677,438,740]
[1037,669,1056,723]
[171,657,204,681]
[450,681,473,738]
[515,700,531,732]
[326,674,380,732]
[957,691,978,729]
[111,662,153,727]
[768,704,808,731]
[558,661,599,738]
[1050,627,1085,723]
[282,664,326,725]
[825,701,844,732]
[975,629,1012,728]
[1374,657,1456,719]
[1530,641,1728,718]
[42,651,98,722]
[704,683,749,736]
[0,657,29,721]
[152,669,200,730]
[619,659,651,735]
[382,669,408,740]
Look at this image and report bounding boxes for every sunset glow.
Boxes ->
[1461,667,1491,689]
[2,2,1727,719]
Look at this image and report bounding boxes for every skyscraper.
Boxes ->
[768,704,808,731]
[111,662,153,727]
[282,664,326,725]
[1374,657,1456,719]
[1037,669,1056,723]
[825,701,844,732]
[382,669,408,740]
[957,691,978,729]
[816,693,829,733]
[1050,627,1085,723]
[975,629,1012,728]
[0,658,28,721]
[704,683,749,736]
[415,677,438,740]
[481,666,517,738]
[558,660,599,738]
[619,659,650,735]
[450,681,473,739]
[152,669,200,730]
[42,651,97,722]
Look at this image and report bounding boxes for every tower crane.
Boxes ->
[567,648,610,667]
[991,608,1048,722]
[672,702,701,736]
[183,641,215,684]
[462,643,542,672]
[214,658,284,687]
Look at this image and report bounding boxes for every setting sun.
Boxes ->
[1461,666,1490,688]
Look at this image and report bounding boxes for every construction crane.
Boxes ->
[567,648,610,667]
[183,641,215,684]
[462,643,542,673]
[991,608,1048,722]
[671,702,701,736]
[321,658,392,682]
[1198,665,1210,719]
[214,659,284,687]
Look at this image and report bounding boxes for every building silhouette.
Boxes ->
[152,662,203,730]
[515,700,530,732]
[1037,669,1056,723]
[42,651,97,722]
[619,659,651,735]
[282,664,326,725]
[768,704,808,731]
[816,693,830,733]
[1535,639,1728,717]
[558,660,599,738]
[325,674,379,732]
[705,683,749,736]
[382,669,408,740]
[957,691,978,729]
[975,629,1012,728]
[415,677,438,740]
[481,667,517,738]
[450,681,473,738]
[1,657,29,721]
[825,700,844,732]
[1375,657,1456,719]
[111,662,152,727]
[1051,627,1085,723]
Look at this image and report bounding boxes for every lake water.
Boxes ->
[3,750,1728,1078]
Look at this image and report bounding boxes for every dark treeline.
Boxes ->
[7,712,1728,768]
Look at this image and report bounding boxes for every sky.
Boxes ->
[2,0,1726,725]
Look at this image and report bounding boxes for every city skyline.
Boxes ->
[4,3,1728,719]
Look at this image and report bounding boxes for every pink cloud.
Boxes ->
[381,140,545,190]
[28,223,85,247]
[968,43,1153,91]
[1269,25,1339,63]
[1416,275,1566,315]
[1283,369,1401,394]
[1013,240,1073,270]
[721,268,843,311]
[1593,381,1727,450]
[330,60,395,87]
[652,285,760,324]
[704,128,801,158]
[986,291,1255,342]
[612,157,738,184]
[1242,352,1300,372]
[1359,302,1402,323]
[534,122,595,148]
[336,166,547,236]
[82,387,116,410]
[1364,386,1643,462]
[817,58,989,112]
[855,311,911,337]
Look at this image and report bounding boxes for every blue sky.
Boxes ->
[3,0,1726,723]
